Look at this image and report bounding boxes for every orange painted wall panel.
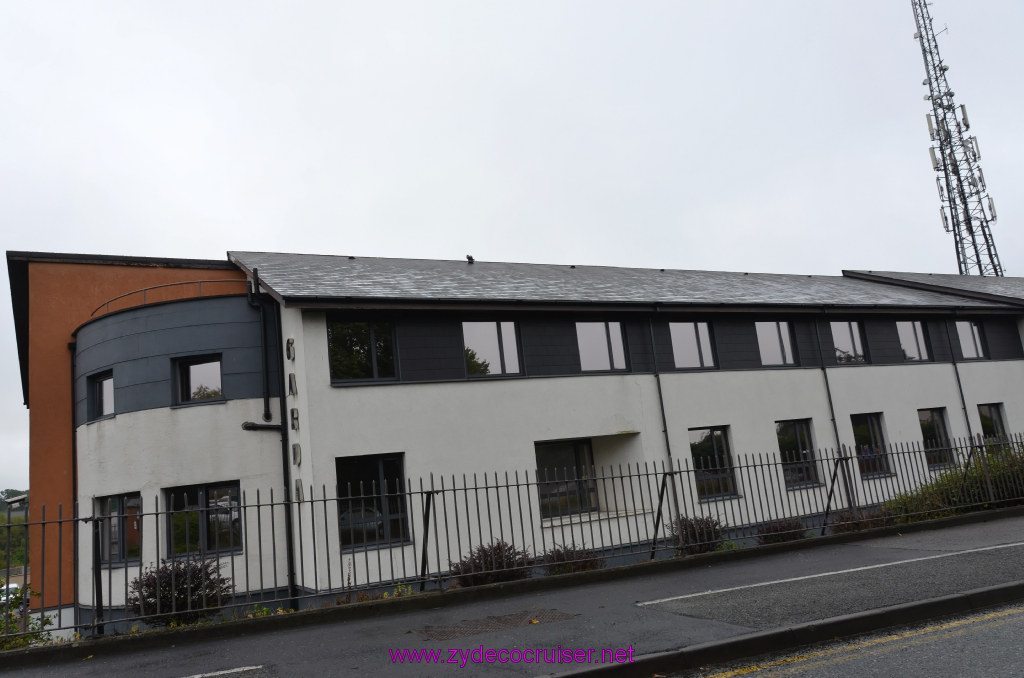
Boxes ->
[25,260,246,609]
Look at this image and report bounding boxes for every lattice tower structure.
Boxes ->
[912,0,1003,276]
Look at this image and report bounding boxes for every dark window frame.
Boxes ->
[775,419,820,488]
[955,320,988,360]
[175,354,224,404]
[535,439,598,520]
[917,407,953,467]
[575,321,628,372]
[336,453,410,549]
[669,321,717,369]
[88,370,115,421]
[978,403,1007,441]
[755,321,796,367]
[896,321,932,362]
[462,321,522,377]
[830,320,868,364]
[327,318,398,383]
[688,426,738,500]
[850,412,891,477]
[97,492,142,565]
[165,481,242,557]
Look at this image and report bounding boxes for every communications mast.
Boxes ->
[911,0,1003,276]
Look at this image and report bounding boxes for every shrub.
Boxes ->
[541,544,605,576]
[754,518,807,545]
[0,589,51,651]
[128,559,232,626]
[449,541,531,587]
[673,515,724,555]
[826,508,896,534]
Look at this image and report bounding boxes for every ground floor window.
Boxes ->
[165,482,241,556]
[851,413,890,477]
[775,419,819,487]
[689,426,737,499]
[917,408,953,467]
[97,493,142,564]
[535,439,597,519]
[336,453,409,547]
[978,403,1007,442]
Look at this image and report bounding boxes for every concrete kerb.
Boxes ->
[2,506,1023,669]
[555,580,1024,678]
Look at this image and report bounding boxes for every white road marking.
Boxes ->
[179,667,264,678]
[637,541,1024,607]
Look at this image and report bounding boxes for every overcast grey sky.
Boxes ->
[2,1,1022,489]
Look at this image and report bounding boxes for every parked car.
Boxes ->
[1,583,24,612]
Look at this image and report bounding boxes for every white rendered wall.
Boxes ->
[75,397,287,609]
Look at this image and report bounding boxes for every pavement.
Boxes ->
[4,509,1024,677]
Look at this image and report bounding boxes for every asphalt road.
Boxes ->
[4,514,1024,677]
[676,602,1024,678]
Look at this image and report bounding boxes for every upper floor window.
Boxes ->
[97,493,142,564]
[776,419,818,487]
[917,408,952,467]
[463,322,520,376]
[955,321,987,359]
[896,321,931,362]
[166,482,241,556]
[978,403,1007,441]
[327,320,396,381]
[535,439,597,519]
[336,453,409,548]
[669,322,715,369]
[689,426,737,499]
[850,412,890,477]
[755,321,795,366]
[176,356,223,402]
[89,371,114,420]
[576,322,627,372]
[831,321,866,364]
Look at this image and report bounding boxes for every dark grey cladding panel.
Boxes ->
[863,320,903,365]
[75,296,278,426]
[926,320,953,362]
[983,319,1023,360]
[713,321,762,370]
[624,320,653,373]
[520,321,581,376]
[396,320,465,381]
[792,320,820,367]
[651,322,676,372]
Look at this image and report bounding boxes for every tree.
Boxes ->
[464,348,491,376]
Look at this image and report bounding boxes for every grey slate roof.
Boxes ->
[228,251,1014,309]
[845,270,1024,305]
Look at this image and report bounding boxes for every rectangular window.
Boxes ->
[166,482,241,556]
[327,319,397,381]
[576,322,627,372]
[831,321,867,364]
[896,321,931,361]
[978,403,1007,441]
[775,419,819,487]
[956,320,987,359]
[336,453,409,548]
[850,413,890,477]
[176,356,223,402]
[917,408,952,467]
[462,322,520,376]
[97,493,142,564]
[669,322,716,369]
[755,322,795,366]
[89,371,114,420]
[689,426,737,499]
[535,439,597,519]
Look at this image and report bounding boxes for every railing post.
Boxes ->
[91,518,104,635]
[418,489,435,592]
[649,471,675,560]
